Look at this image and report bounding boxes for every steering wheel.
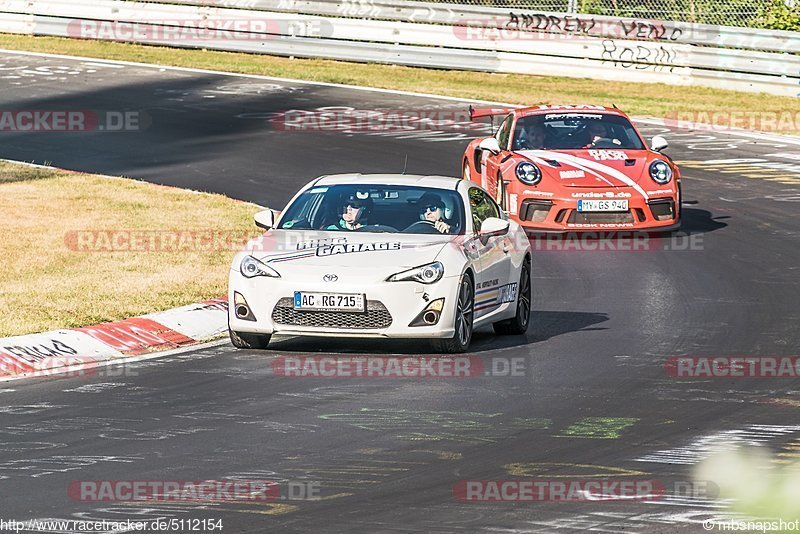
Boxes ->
[590,137,617,149]
[403,220,441,234]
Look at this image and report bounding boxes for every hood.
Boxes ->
[517,149,651,192]
[243,230,454,281]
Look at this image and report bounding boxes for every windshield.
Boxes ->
[512,113,645,151]
[278,184,465,235]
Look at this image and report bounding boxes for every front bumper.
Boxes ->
[228,271,460,339]
[510,188,680,233]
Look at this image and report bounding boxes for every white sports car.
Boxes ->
[228,174,532,353]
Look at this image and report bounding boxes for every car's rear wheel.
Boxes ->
[229,328,271,349]
[433,274,474,354]
[493,260,531,335]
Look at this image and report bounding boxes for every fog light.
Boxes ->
[409,298,445,327]
[422,311,439,325]
[233,292,256,321]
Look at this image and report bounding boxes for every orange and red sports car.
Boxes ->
[462,105,681,233]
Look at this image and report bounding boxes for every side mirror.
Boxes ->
[478,137,502,155]
[651,135,669,152]
[479,217,510,238]
[254,209,276,230]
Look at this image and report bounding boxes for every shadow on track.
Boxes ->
[259,309,609,355]
[678,206,729,234]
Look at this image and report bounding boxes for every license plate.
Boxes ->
[293,292,365,312]
[577,199,629,212]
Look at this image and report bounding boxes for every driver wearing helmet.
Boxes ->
[514,121,546,150]
[417,193,451,234]
[582,121,610,148]
[327,195,373,230]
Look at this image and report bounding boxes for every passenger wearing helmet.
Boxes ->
[514,122,546,150]
[417,193,451,234]
[326,195,373,230]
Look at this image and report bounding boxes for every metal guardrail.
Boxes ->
[147,0,800,53]
[0,0,797,97]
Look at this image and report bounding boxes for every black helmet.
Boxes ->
[417,193,446,212]
[340,194,373,223]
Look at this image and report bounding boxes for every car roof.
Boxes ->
[313,174,464,190]
[516,105,630,119]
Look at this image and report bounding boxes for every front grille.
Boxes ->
[271,298,393,329]
[567,211,635,224]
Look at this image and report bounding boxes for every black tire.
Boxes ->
[432,274,474,354]
[493,260,531,335]
[229,329,271,349]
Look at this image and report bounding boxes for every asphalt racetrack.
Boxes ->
[1,50,800,533]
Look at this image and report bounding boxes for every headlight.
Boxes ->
[515,161,542,185]
[387,261,444,284]
[240,255,280,278]
[649,160,673,184]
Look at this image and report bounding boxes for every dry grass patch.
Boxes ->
[0,161,261,337]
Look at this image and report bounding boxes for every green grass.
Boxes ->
[0,33,797,130]
[0,161,261,337]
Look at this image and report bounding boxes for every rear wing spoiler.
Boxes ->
[468,105,515,120]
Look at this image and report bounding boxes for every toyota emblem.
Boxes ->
[323,274,338,282]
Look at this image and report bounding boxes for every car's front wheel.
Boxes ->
[229,328,271,349]
[433,274,474,354]
[493,259,531,335]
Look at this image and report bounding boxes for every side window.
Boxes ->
[468,188,500,232]
[494,115,513,151]
[486,196,502,220]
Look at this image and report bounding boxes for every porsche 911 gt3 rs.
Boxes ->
[228,174,532,353]
[462,105,681,233]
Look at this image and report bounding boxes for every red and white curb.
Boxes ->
[0,297,229,381]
